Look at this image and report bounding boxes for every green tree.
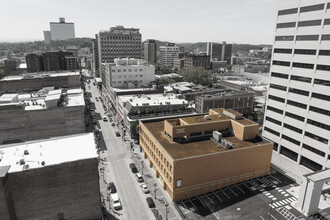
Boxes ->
[155,77,176,86]
[179,67,212,86]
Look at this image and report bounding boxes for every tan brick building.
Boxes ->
[139,108,273,201]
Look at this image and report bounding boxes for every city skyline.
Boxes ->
[1,0,277,44]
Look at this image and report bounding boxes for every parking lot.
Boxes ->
[175,172,328,220]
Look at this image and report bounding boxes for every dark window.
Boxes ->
[324,19,330,25]
[287,100,307,109]
[264,127,280,136]
[300,156,323,171]
[273,60,290,67]
[319,50,330,56]
[328,3,330,9]
[305,131,328,144]
[273,142,279,151]
[294,49,317,55]
[271,72,289,79]
[280,146,298,161]
[278,8,298,16]
[292,62,314,69]
[290,75,312,83]
[270,83,287,91]
[282,135,301,146]
[302,143,325,157]
[296,35,319,41]
[277,22,296,29]
[289,88,310,96]
[321,34,330,40]
[298,20,322,27]
[190,131,202,136]
[307,118,330,131]
[204,130,213,134]
[314,78,330,87]
[310,106,330,116]
[275,36,294,41]
[283,123,303,134]
[316,64,330,71]
[266,116,282,126]
[274,48,292,54]
[285,111,305,122]
[267,105,284,114]
[268,95,285,103]
[300,4,325,13]
[311,92,330,102]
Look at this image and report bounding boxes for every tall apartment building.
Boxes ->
[206,41,232,64]
[95,26,142,75]
[159,43,179,67]
[262,0,330,181]
[26,54,44,73]
[144,39,157,63]
[49,17,75,41]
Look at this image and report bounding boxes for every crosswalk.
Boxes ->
[269,197,297,208]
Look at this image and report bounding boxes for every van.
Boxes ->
[135,173,144,183]
[110,193,122,210]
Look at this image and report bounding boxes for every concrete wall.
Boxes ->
[9,158,101,220]
[0,105,85,144]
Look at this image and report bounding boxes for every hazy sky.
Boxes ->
[0,0,278,44]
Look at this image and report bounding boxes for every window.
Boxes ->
[316,64,330,71]
[307,118,330,131]
[319,50,330,56]
[305,131,328,144]
[266,116,282,126]
[283,123,303,134]
[273,142,279,152]
[270,83,287,91]
[271,72,288,79]
[294,49,317,55]
[282,135,301,146]
[278,8,298,16]
[275,36,294,41]
[190,131,202,136]
[277,22,296,28]
[287,100,307,109]
[289,88,309,96]
[267,105,283,114]
[312,92,330,102]
[268,95,285,103]
[280,146,298,161]
[328,3,330,9]
[300,4,324,13]
[296,35,319,41]
[298,20,322,27]
[285,111,305,122]
[176,179,182,187]
[292,62,314,69]
[321,34,330,41]
[300,156,323,171]
[290,75,312,83]
[314,78,330,87]
[273,60,290,67]
[274,48,292,54]
[324,19,330,25]
[302,144,325,157]
[310,106,330,116]
[264,127,280,136]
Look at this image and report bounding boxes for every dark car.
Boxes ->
[108,182,117,193]
[129,163,138,173]
[146,197,156,208]
[115,131,120,137]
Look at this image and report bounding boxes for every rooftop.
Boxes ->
[119,93,189,106]
[0,71,79,81]
[197,90,255,99]
[0,133,97,173]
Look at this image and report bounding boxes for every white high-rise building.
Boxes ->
[263,0,330,181]
[49,17,75,41]
[159,43,179,67]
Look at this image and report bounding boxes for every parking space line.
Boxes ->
[205,194,214,204]
[234,184,245,194]
[189,199,198,211]
[227,186,238,197]
[220,188,231,199]
[181,201,189,211]
[197,196,207,207]
[212,191,222,202]
[242,181,253,191]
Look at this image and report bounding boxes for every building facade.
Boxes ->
[159,43,179,67]
[26,54,44,73]
[144,39,157,63]
[139,108,272,201]
[206,41,232,64]
[183,54,210,69]
[49,17,75,41]
[92,37,99,74]
[262,0,330,181]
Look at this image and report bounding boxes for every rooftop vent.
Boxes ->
[19,159,25,165]
[24,150,29,155]
[41,161,45,166]
[204,115,210,120]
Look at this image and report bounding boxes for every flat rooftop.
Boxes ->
[180,114,256,126]
[0,133,97,173]
[0,71,79,81]
[143,120,266,160]
[119,93,189,106]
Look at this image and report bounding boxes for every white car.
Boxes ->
[140,184,149,193]
[111,193,122,210]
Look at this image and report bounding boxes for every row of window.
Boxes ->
[275,35,330,42]
[277,19,329,29]
[278,3,327,16]
[113,75,143,78]
[269,84,310,97]
[112,80,143,84]
[273,60,330,71]
[271,72,330,87]
[274,48,318,55]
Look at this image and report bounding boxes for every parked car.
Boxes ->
[111,122,115,126]
[129,163,138,173]
[146,197,155,208]
[108,182,117,193]
[135,173,144,182]
[102,116,108,121]
[110,194,122,210]
[140,184,149,193]
[115,131,120,137]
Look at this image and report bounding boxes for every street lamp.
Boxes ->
[164,202,169,220]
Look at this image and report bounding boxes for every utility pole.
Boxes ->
[164,202,169,220]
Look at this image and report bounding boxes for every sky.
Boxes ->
[0,0,278,44]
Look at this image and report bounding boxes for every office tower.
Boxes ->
[144,39,157,63]
[159,43,179,67]
[96,26,142,75]
[206,41,232,64]
[262,0,330,180]
[92,36,99,74]
[26,54,44,73]
[49,17,75,41]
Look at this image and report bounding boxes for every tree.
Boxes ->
[154,64,172,75]
[155,77,176,86]
[179,67,212,86]
[130,121,140,140]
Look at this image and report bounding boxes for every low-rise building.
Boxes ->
[0,71,80,93]
[173,58,184,70]
[155,73,182,82]
[244,61,270,73]
[0,133,102,220]
[0,88,85,144]
[139,108,273,201]
[184,54,210,69]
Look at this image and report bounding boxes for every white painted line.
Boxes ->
[263,191,268,194]
[205,194,214,204]
[268,195,274,198]
[265,193,271,196]
[268,212,278,220]
[285,199,291,203]
[235,184,245,194]
[283,200,288,204]
[213,191,222,202]
[227,187,238,197]
[284,194,289,197]
[279,201,285,205]
[220,189,231,199]
[285,205,292,210]
[272,198,277,201]
[272,185,277,188]
[260,189,265,192]
[275,187,280,190]
[261,184,267,188]
[278,189,283,192]
[273,203,278,208]
[281,192,286,194]
[251,187,257,191]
